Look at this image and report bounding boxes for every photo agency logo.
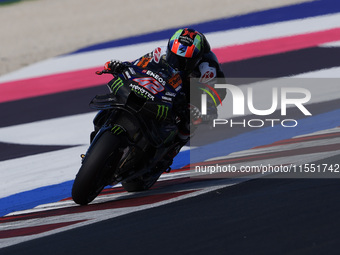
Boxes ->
[201,84,312,128]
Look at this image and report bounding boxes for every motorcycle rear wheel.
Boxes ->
[72,131,123,205]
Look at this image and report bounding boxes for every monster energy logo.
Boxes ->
[110,78,124,95]
[156,105,169,121]
[111,125,124,135]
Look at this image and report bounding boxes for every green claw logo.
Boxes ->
[111,125,124,135]
[110,78,124,95]
[156,105,169,121]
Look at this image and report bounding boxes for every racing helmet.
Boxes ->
[166,28,205,73]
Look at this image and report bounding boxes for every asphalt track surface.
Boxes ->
[1,156,340,255]
[1,2,340,254]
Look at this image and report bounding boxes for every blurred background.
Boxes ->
[0,0,312,75]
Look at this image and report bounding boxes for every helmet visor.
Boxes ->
[166,50,200,73]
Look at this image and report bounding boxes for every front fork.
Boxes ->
[90,110,111,143]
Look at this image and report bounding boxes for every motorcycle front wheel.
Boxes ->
[72,130,123,205]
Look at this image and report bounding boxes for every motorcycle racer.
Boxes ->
[103,28,226,141]
[74,29,228,201]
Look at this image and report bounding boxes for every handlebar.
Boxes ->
[95,69,115,75]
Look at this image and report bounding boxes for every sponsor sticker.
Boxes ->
[137,57,151,68]
[168,73,181,90]
[153,47,162,63]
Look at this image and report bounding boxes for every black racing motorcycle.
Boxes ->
[72,60,185,205]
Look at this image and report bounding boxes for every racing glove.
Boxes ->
[177,104,202,142]
[189,104,202,126]
[104,60,127,74]
[201,104,218,122]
